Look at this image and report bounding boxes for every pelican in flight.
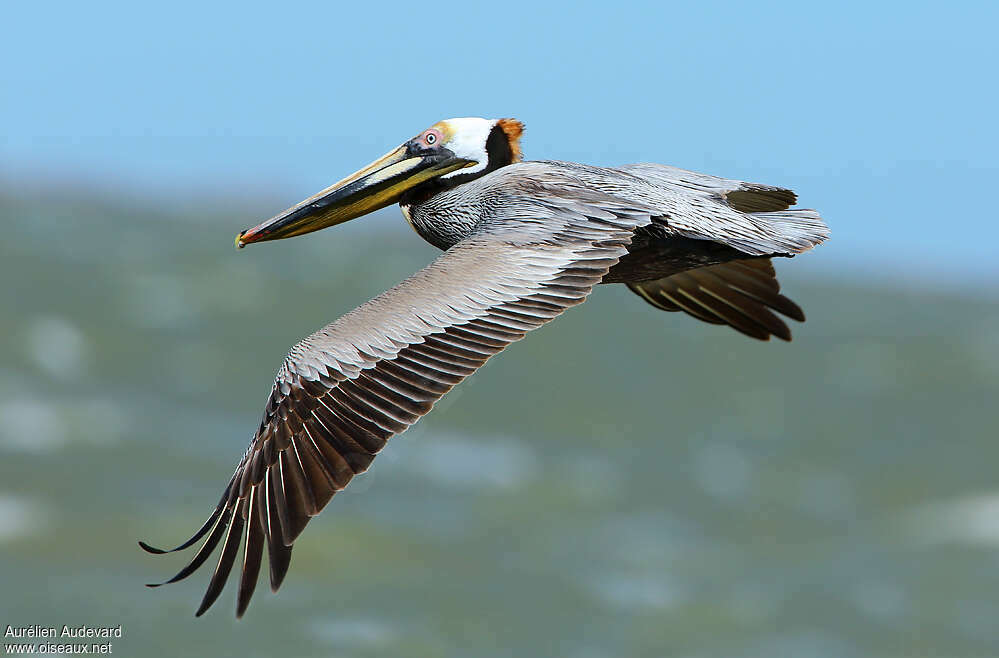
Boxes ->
[141,117,828,617]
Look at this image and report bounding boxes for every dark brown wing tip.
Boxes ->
[771,323,792,342]
[780,295,806,322]
[734,324,792,342]
[139,482,233,557]
[269,545,292,593]
[195,500,249,617]
[235,594,254,620]
[138,540,167,555]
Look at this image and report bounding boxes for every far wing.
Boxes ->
[141,192,652,617]
[627,258,805,341]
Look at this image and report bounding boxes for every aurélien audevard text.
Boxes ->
[5,624,122,639]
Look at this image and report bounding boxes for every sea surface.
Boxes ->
[1,191,998,657]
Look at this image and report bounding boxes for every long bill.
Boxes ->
[236,146,473,248]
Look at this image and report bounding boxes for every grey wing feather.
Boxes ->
[140,186,654,617]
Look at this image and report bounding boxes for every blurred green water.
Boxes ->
[1,190,998,657]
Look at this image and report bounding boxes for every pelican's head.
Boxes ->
[236,117,524,247]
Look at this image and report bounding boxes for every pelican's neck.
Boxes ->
[400,186,481,251]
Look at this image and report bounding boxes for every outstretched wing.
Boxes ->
[140,190,653,617]
[627,258,805,341]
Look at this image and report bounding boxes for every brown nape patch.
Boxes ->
[496,118,525,162]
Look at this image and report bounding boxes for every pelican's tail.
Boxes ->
[682,207,829,258]
[753,208,829,255]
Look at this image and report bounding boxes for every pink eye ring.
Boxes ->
[424,131,439,145]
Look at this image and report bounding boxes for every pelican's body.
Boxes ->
[142,118,828,616]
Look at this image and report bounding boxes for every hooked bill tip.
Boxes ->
[235,231,247,249]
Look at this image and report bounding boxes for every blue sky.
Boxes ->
[3,1,997,285]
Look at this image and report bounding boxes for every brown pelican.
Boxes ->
[141,117,828,617]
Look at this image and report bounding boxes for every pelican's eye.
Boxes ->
[423,130,441,147]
